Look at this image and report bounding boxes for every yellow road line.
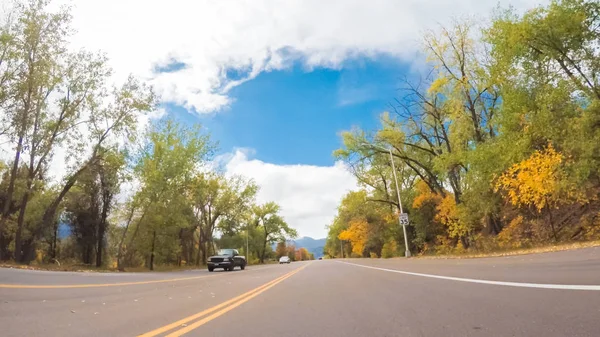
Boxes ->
[166,266,305,337]
[139,264,309,337]
[0,264,280,289]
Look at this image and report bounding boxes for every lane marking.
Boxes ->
[165,266,307,337]
[339,261,600,291]
[139,264,308,337]
[0,265,278,289]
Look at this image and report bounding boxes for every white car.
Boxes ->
[279,256,291,264]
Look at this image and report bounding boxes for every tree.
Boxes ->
[298,247,310,261]
[0,0,77,260]
[275,241,287,258]
[325,190,396,258]
[191,173,257,265]
[253,202,297,263]
[126,119,212,270]
[63,150,124,266]
[338,218,369,257]
[286,244,296,261]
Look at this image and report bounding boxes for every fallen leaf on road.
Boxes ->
[181,324,187,327]
[94,312,99,315]
[70,310,76,313]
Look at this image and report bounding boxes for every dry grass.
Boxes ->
[0,262,203,273]
[0,262,111,272]
[415,240,600,260]
[0,260,278,273]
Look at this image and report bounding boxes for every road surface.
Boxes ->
[1,247,600,336]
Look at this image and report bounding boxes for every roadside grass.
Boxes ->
[0,262,203,273]
[413,240,600,260]
[0,261,115,273]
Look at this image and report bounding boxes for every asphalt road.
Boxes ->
[2,247,600,337]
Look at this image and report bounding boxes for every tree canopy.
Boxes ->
[326,0,600,257]
[0,0,298,268]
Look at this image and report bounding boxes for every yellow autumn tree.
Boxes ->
[412,180,443,209]
[338,218,369,256]
[435,195,465,239]
[413,180,466,240]
[494,144,564,212]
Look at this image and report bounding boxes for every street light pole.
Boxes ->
[387,147,411,257]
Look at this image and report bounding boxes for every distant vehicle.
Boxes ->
[207,249,246,272]
[318,257,323,260]
[279,256,291,264]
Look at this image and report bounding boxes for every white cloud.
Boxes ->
[55,0,546,114]
[220,149,358,239]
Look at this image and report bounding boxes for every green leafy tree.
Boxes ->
[252,202,297,263]
[122,119,212,270]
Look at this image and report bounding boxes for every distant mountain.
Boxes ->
[272,236,326,258]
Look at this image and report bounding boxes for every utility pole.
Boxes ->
[340,240,344,258]
[246,223,249,262]
[388,147,411,257]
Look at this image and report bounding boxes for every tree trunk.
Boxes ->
[460,235,470,249]
[116,223,129,272]
[124,215,144,266]
[196,226,202,266]
[260,227,268,264]
[196,236,202,266]
[117,205,141,271]
[149,230,156,271]
[96,224,104,268]
[200,237,207,265]
[549,207,558,242]
[0,231,11,261]
[14,189,31,262]
[197,225,207,266]
[51,221,58,260]
[0,135,24,260]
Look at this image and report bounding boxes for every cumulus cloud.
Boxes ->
[220,149,359,239]
[56,0,545,114]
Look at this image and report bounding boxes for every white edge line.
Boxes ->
[338,261,600,291]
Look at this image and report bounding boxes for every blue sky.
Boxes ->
[167,56,412,166]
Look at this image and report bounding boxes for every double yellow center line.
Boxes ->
[139,264,308,337]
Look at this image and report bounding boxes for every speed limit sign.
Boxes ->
[399,213,409,226]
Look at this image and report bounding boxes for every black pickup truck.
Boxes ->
[207,249,246,272]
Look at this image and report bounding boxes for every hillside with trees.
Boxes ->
[0,0,297,269]
[325,0,600,258]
